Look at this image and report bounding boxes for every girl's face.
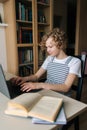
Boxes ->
[46,37,61,57]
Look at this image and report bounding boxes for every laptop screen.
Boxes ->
[0,64,10,98]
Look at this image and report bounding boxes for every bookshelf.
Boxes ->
[3,0,53,76]
[36,0,53,70]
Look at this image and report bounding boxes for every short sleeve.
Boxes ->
[41,56,53,70]
[68,57,81,77]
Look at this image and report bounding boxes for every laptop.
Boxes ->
[0,64,42,99]
[0,64,23,99]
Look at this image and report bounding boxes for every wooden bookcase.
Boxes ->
[3,0,53,76]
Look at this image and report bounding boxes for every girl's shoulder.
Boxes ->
[68,56,81,66]
[46,56,54,62]
[70,56,81,62]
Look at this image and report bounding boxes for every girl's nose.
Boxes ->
[47,48,50,52]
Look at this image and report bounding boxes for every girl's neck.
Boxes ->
[56,50,68,59]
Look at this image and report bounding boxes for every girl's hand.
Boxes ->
[20,82,40,92]
[10,77,27,86]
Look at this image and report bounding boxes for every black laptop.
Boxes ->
[0,64,23,99]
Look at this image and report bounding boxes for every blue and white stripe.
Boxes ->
[45,56,73,96]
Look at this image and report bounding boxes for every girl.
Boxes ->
[12,28,81,96]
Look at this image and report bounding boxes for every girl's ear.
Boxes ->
[56,44,62,49]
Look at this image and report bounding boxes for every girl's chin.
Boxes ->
[48,53,56,56]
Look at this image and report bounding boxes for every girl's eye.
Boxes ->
[49,46,54,48]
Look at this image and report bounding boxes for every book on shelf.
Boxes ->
[19,65,33,76]
[28,8,32,21]
[18,48,33,64]
[21,4,26,21]
[17,26,32,43]
[5,92,63,122]
[16,2,21,20]
[16,1,32,22]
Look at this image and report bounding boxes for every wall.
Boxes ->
[0,3,7,71]
[75,0,87,54]
[53,0,67,32]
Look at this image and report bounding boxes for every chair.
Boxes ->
[62,53,87,130]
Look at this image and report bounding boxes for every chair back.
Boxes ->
[72,54,87,101]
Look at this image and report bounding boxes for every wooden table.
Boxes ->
[0,72,86,130]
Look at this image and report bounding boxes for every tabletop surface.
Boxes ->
[0,72,86,130]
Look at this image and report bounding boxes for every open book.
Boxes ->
[32,107,67,125]
[5,93,63,122]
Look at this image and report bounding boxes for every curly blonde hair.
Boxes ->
[40,28,68,51]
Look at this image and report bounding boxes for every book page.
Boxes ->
[32,107,67,125]
[7,93,42,112]
[28,96,63,122]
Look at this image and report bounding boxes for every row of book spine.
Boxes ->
[18,49,33,64]
[16,2,32,21]
[17,27,33,43]
[19,65,33,76]
[17,25,44,43]
[16,1,48,23]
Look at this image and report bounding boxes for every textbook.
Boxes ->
[32,107,67,125]
[5,93,63,122]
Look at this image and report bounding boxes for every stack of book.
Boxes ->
[5,92,67,125]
